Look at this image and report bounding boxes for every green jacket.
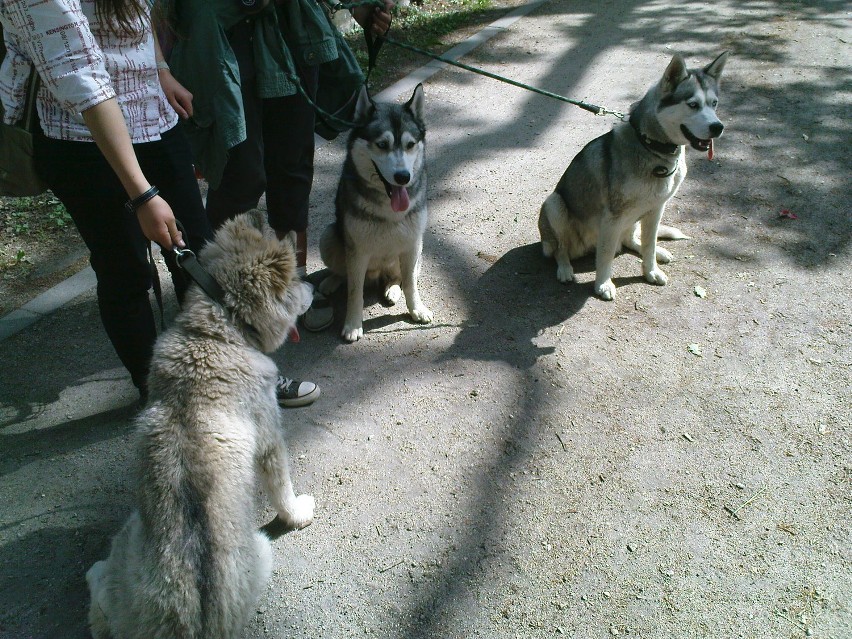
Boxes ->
[167,0,361,188]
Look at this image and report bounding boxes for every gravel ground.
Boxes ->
[1,1,849,638]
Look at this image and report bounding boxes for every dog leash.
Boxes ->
[171,220,226,305]
[324,0,625,120]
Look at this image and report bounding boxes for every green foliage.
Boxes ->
[344,0,498,84]
[1,194,69,237]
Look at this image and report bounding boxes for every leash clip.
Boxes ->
[172,246,195,266]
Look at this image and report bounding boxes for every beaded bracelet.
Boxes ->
[124,185,160,214]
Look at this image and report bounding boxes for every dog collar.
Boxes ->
[628,113,680,178]
[629,113,679,157]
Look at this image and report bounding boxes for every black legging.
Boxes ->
[205,18,318,235]
[34,124,214,393]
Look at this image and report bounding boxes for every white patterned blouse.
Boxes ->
[0,0,177,142]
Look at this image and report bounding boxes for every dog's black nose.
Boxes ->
[709,122,724,137]
[393,171,410,185]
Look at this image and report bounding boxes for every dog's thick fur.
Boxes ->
[319,84,433,342]
[539,52,729,300]
[86,212,315,639]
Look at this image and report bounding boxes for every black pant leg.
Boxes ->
[204,19,266,230]
[262,64,319,235]
[34,132,156,391]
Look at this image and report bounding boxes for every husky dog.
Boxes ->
[319,84,432,342]
[538,51,729,300]
[86,212,315,639]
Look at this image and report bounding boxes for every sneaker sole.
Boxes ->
[279,386,321,408]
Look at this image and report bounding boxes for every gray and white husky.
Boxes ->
[319,84,432,342]
[538,51,729,300]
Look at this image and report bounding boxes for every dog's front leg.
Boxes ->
[343,250,370,342]
[259,434,314,531]
[400,245,432,324]
[641,208,668,286]
[594,216,622,300]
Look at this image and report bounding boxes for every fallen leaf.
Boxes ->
[687,343,703,357]
[694,286,707,298]
[779,209,798,219]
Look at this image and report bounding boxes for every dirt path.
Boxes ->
[1,1,849,638]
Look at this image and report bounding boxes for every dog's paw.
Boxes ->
[595,279,617,301]
[342,324,363,342]
[384,284,402,305]
[556,263,575,283]
[410,305,433,324]
[645,267,668,286]
[655,246,673,264]
[279,494,315,530]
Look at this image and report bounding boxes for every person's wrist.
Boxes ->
[125,185,160,214]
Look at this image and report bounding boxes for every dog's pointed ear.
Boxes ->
[405,83,424,121]
[661,54,689,93]
[282,230,297,251]
[354,86,374,123]
[244,210,267,233]
[703,51,729,81]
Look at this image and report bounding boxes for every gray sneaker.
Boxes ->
[276,376,320,408]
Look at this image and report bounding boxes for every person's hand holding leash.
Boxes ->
[353,0,393,37]
[136,196,185,251]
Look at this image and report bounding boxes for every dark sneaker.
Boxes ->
[276,376,320,408]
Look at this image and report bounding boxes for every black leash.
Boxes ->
[145,221,225,333]
[172,247,225,304]
[172,220,225,305]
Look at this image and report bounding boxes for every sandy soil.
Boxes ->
[0,1,849,638]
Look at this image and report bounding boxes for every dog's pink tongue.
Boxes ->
[390,186,410,212]
[708,138,714,161]
[288,326,300,343]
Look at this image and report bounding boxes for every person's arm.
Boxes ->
[81,99,184,249]
[154,34,193,120]
[1,0,183,249]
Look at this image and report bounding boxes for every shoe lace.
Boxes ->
[277,376,294,392]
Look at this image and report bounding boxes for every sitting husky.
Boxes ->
[319,84,433,342]
[538,52,729,300]
[86,212,315,639]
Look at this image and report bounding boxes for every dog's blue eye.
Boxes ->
[687,101,699,110]
[711,100,718,107]
[376,140,389,150]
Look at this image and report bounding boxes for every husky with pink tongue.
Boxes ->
[319,84,433,342]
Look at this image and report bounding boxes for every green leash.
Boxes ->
[286,0,626,130]
[324,0,625,120]
[382,34,625,119]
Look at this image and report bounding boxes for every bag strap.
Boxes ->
[19,66,41,131]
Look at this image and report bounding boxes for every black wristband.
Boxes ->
[124,185,159,214]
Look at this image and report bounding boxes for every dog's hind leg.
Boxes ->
[342,250,371,341]
[400,244,432,324]
[594,216,623,300]
[382,261,402,306]
[86,561,112,639]
[541,193,576,283]
[639,208,669,286]
[318,273,344,296]
[259,435,315,531]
